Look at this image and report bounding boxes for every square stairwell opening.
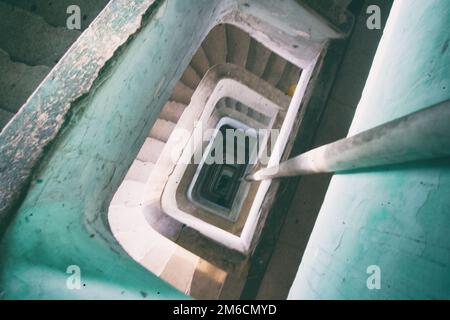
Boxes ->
[108,15,316,299]
[187,115,259,222]
[109,21,303,277]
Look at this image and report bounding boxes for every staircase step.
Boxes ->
[0,49,50,114]
[1,0,110,30]
[0,108,14,131]
[140,232,178,276]
[0,2,80,66]
[170,82,194,105]
[124,160,155,183]
[190,259,227,299]
[190,47,210,77]
[136,138,165,163]
[225,97,239,111]
[246,40,272,78]
[180,65,202,90]
[262,54,288,87]
[160,246,200,295]
[226,25,250,68]
[159,101,186,123]
[216,99,228,110]
[202,24,227,67]
[110,180,146,207]
[149,118,176,142]
[277,63,302,94]
[235,102,248,114]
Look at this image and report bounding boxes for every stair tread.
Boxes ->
[136,137,166,163]
[160,247,199,295]
[262,54,288,87]
[225,97,238,111]
[0,2,80,66]
[216,99,228,110]
[246,40,272,78]
[110,179,146,207]
[235,102,248,114]
[226,25,250,68]
[0,49,50,114]
[202,24,227,67]
[159,101,186,123]
[277,63,302,94]
[170,82,194,105]
[190,47,210,77]
[149,118,176,142]
[180,65,202,90]
[124,160,155,183]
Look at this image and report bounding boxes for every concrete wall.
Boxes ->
[289,0,450,299]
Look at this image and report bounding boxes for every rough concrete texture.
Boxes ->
[246,40,272,78]
[202,23,228,67]
[0,1,80,66]
[226,24,251,67]
[0,49,50,114]
[289,0,450,299]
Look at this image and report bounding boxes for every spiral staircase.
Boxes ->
[109,23,301,298]
[121,23,300,194]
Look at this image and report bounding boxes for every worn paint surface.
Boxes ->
[0,0,159,229]
[0,0,231,299]
[289,0,450,299]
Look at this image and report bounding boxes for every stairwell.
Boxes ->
[120,23,301,197]
[0,0,109,131]
[109,23,302,299]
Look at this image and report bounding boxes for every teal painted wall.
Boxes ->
[289,0,450,299]
[0,0,223,299]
